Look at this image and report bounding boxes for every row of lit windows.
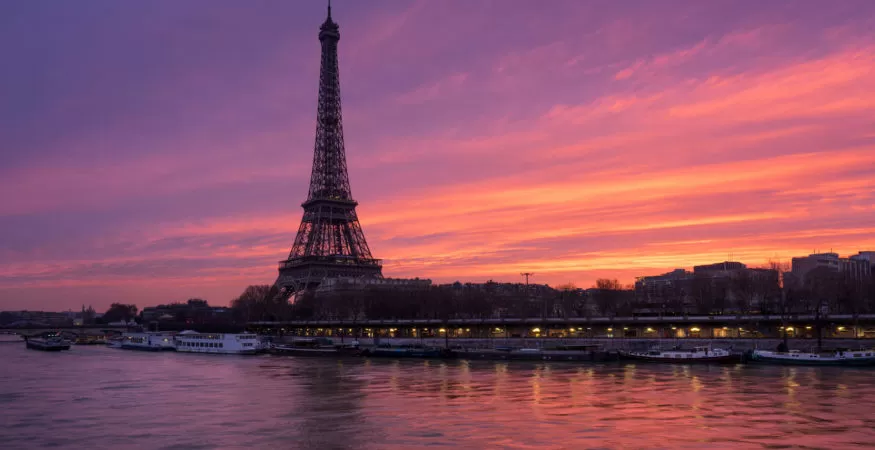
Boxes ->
[179,341,223,348]
[187,335,221,340]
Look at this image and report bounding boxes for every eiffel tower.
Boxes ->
[275,3,383,296]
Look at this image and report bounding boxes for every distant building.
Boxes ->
[791,252,871,284]
[317,277,432,292]
[141,299,233,325]
[850,251,875,276]
[634,269,695,314]
[693,261,746,273]
[438,281,556,298]
[635,262,778,315]
[0,310,73,327]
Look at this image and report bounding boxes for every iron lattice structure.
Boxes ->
[275,5,382,295]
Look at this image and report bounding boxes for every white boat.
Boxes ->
[174,330,261,355]
[118,332,176,351]
[619,345,736,363]
[748,348,875,366]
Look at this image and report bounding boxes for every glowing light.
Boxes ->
[531,327,541,333]
[607,328,613,332]
[645,327,654,332]
[690,327,701,332]
[838,326,847,332]
[439,328,446,333]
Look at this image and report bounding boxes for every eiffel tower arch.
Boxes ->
[275,3,383,297]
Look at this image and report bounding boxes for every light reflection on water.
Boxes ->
[2,345,875,449]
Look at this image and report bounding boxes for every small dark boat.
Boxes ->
[747,348,875,366]
[361,344,451,359]
[618,345,736,364]
[25,333,71,351]
[272,338,361,357]
[459,347,605,361]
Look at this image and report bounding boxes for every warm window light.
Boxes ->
[805,326,812,330]
[494,328,502,332]
[785,327,794,332]
[438,328,446,333]
[623,327,629,330]
[607,328,613,332]
[690,327,701,332]
[671,326,677,330]
[645,328,654,332]
[569,328,575,332]
[531,327,541,333]
[838,326,846,332]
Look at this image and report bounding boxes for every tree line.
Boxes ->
[229,270,875,322]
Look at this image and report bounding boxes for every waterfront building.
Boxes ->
[693,261,746,273]
[850,251,875,276]
[140,299,234,325]
[316,277,432,292]
[634,262,779,315]
[791,252,872,284]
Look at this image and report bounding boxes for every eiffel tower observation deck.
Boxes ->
[275,3,383,295]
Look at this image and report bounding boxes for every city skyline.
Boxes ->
[2,0,875,310]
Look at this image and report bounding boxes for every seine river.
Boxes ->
[2,342,875,449]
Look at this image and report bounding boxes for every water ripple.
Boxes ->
[2,346,875,448]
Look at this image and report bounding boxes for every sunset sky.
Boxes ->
[2,0,875,311]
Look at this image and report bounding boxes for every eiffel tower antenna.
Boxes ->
[275,4,382,296]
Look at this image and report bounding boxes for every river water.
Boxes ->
[2,343,874,449]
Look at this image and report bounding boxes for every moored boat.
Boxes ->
[460,344,614,362]
[106,336,124,348]
[618,345,737,363]
[174,330,262,355]
[747,348,875,366]
[271,337,361,357]
[74,335,106,345]
[361,344,451,359]
[25,333,71,351]
[118,331,176,351]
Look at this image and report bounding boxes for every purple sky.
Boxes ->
[2,0,875,311]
